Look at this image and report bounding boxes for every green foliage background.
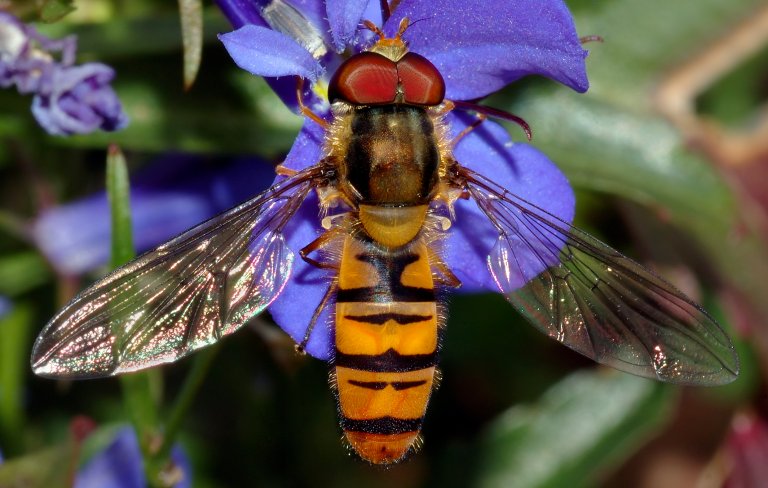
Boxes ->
[0,0,765,486]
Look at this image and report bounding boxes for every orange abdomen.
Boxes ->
[333,234,438,464]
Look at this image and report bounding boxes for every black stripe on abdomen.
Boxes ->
[347,379,388,390]
[336,286,434,303]
[335,348,437,372]
[347,379,428,391]
[343,312,433,325]
[341,416,423,435]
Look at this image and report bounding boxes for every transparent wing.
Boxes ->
[462,168,739,385]
[32,166,321,379]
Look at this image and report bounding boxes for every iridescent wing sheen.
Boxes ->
[461,167,739,385]
[31,166,321,379]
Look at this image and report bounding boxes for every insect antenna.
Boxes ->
[362,20,386,39]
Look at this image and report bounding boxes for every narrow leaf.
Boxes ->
[105,144,134,268]
[178,0,203,90]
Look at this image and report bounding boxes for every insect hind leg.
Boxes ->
[296,227,345,353]
[296,280,337,354]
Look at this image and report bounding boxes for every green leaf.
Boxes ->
[178,0,203,90]
[569,0,765,111]
[0,253,51,297]
[39,0,76,23]
[105,145,134,269]
[0,304,33,455]
[0,446,71,488]
[474,370,674,488]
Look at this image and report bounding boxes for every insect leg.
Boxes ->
[275,165,298,177]
[431,253,462,288]
[296,77,328,128]
[299,227,344,270]
[296,280,338,354]
[295,226,345,353]
[580,35,604,44]
[451,112,488,147]
[450,100,532,141]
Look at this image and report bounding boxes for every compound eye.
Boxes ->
[328,52,398,105]
[397,52,445,106]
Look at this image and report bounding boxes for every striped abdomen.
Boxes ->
[333,232,438,464]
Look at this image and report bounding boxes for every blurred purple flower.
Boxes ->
[0,12,127,136]
[33,155,275,275]
[0,296,10,320]
[32,63,128,136]
[75,426,191,488]
[0,12,31,88]
[725,413,768,488]
[216,0,589,359]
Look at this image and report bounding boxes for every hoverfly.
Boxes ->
[31,18,738,465]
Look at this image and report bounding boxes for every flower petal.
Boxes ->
[326,0,371,52]
[385,0,589,99]
[74,427,144,488]
[214,0,269,29]
[445,113,575,291]
[280,120,326,171]
[219,25,323,82]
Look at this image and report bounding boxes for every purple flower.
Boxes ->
[216,0,587,359]
[33,155,275,275]
[75,426,191,488]
[0,12,29,88]
[0,12,128,136]
[32,63,128,136]
[0,11,70,93]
